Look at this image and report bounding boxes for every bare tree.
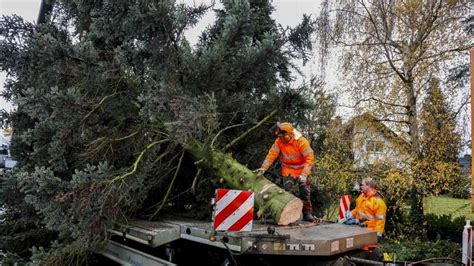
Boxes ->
[317,0,472,230]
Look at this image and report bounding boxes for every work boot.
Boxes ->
[303,213,315,222]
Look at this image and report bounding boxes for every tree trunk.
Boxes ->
[406,78,424,232]
[184,141,303,225]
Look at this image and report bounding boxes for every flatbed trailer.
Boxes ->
[103,218,378,265]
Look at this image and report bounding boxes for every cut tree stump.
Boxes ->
[185,142,303,225]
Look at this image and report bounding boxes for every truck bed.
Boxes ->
[110,218,377,256]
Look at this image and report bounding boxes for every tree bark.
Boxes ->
[184,141,303,225]
[406,78,424,232]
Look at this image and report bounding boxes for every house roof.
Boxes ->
[343,113,410,153]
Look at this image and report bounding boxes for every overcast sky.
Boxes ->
[0,0,332,113]
[1,0,42,111]
[0,1,471,154]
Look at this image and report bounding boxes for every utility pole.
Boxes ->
[37,0,55,24]
[471,46,474,211]
[470,0,474,212]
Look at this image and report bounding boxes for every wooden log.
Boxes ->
[185,142,303,225]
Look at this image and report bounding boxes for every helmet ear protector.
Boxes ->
[270,122,280,136]
[269,122,292,136]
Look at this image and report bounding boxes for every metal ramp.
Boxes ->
[110,220,181,247]
[101,240,176,266]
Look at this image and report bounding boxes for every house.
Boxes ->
[343,113,409,168]
[459,154,471,177]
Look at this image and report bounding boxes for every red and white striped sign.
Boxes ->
[213,189,254,231]
[338,195,351,221]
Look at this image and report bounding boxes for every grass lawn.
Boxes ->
[322,195,474,221]
[424,196,474,220]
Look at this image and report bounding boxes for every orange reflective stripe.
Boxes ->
[261,160,272,170]
[282,154,303,159]
[302,147,313,156]
[297,138,314,176]
[282,163,305,169]
[271,144,280,153]
[261,141,280,170]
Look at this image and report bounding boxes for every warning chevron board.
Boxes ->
[338,194,351,221]
[213,189,254,232]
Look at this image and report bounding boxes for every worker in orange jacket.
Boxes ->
[344,177,387,244]
[256,122,315,222]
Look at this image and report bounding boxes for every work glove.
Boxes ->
[343,211,360,225]
[253,168,265,178]
[344,210,353,220]
[298,173,308,184]
[283,178,296,191]
[343,218,360,225]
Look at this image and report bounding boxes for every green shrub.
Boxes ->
[382,239,461,262]
[310,186,341,219]
[424,213,465,243]
[0,252,27,266]
[0,221,58,258]
[448,178,470,199]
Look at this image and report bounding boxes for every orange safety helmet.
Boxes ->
[270,122,294,136]
[278,122,293,134]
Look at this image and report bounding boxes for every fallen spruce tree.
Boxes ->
[0,0,318,264]
[101,110,304,225]
[185,141,303,225]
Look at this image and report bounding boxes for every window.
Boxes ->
[366,140,383,153]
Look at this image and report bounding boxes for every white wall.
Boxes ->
[352,122,408,168]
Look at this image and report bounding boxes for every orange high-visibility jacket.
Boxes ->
[351,191,387,236]
[261,129,315,178]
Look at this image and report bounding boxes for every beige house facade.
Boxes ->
[344,113,409,168]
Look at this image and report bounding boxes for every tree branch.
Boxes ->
[82,91,122,123]
[223,109,278,151]
[150,150,185,220]
[108,139,170,183]
[352,96,409,109]
[360,0,407,83]
[451,97,470,120]
[211,122,248,149]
